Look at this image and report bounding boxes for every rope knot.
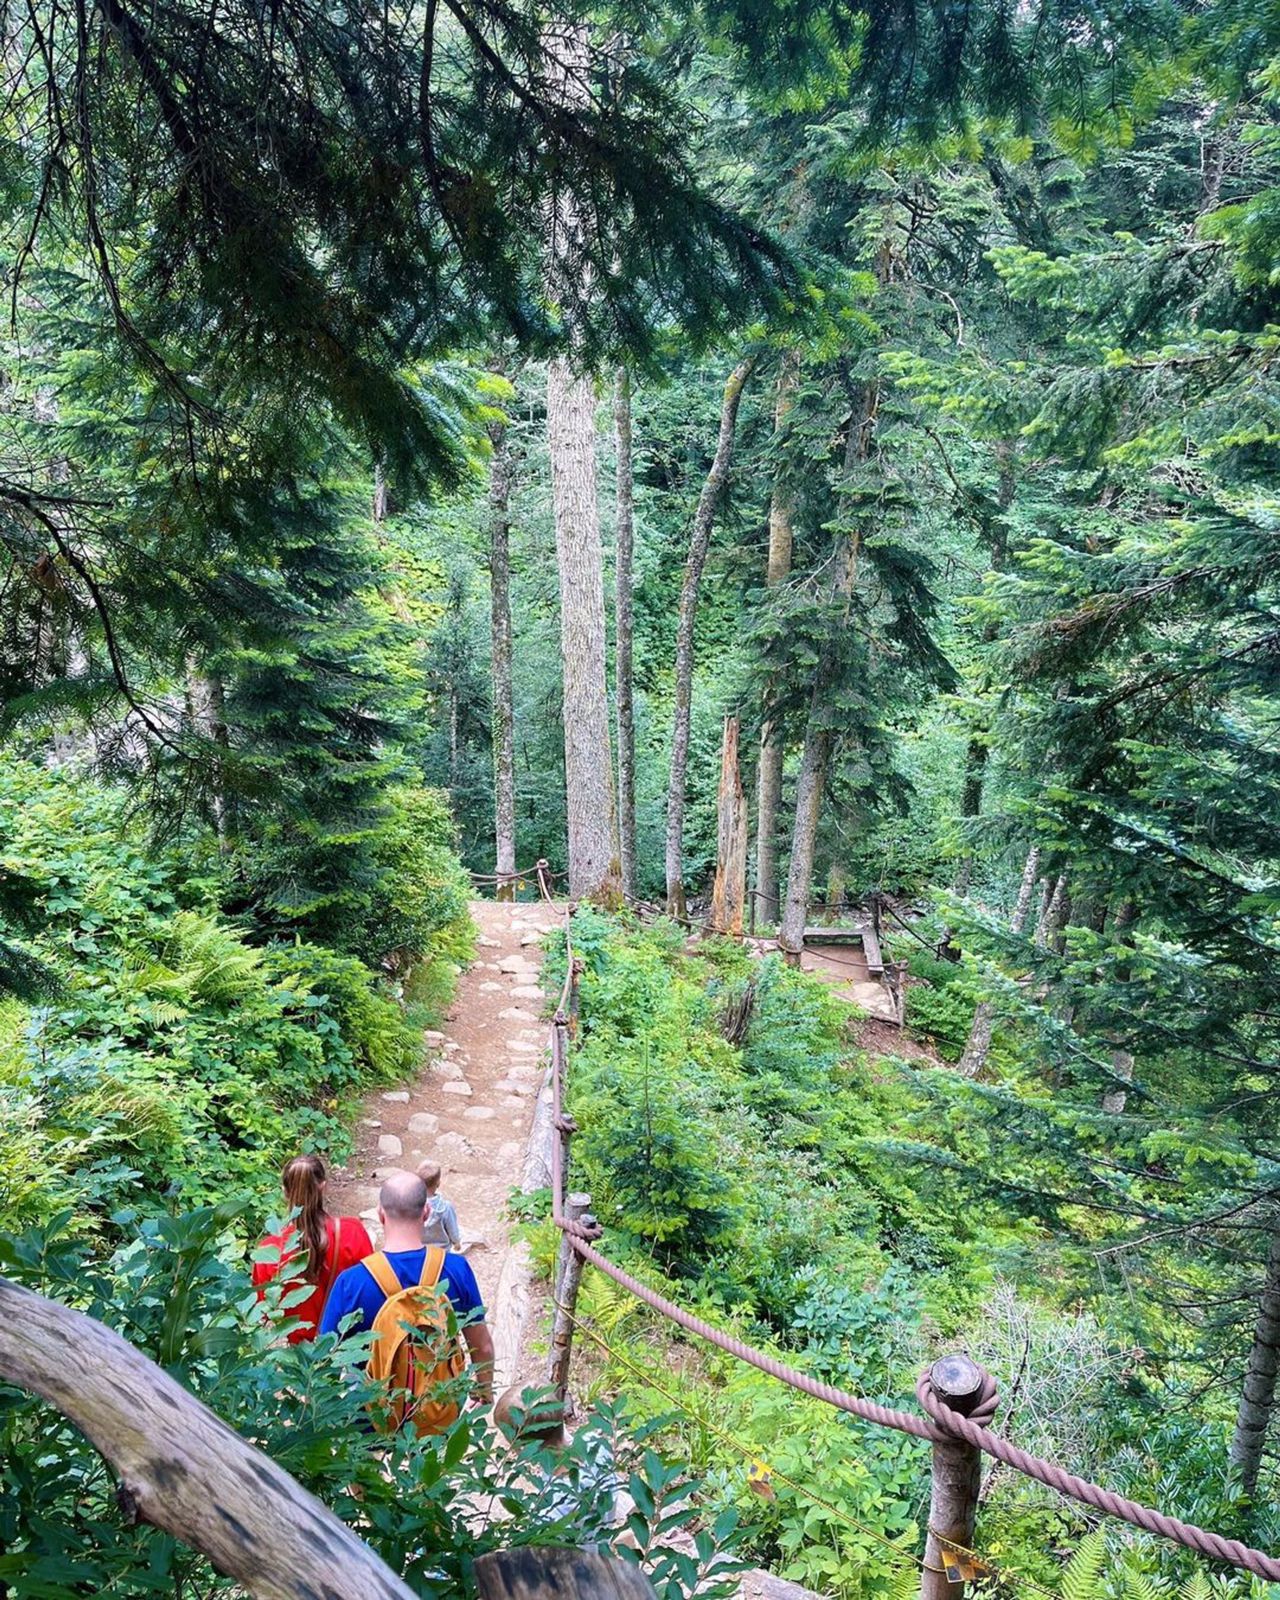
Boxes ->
[915,1355,999,1442]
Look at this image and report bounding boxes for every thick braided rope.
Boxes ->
[545,902,1280,1583]
[913,1379,1280,1581]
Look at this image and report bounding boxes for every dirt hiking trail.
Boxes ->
[327,899,559,1389]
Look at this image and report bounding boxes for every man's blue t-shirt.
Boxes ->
[319,1248,485,1340]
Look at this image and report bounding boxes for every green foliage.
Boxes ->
[902,951,976,1062]
[0,758,461,1227]
[0,1212,750,1600]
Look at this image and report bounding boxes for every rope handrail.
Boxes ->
[536,885,1280,1585]
[471,861,568,886]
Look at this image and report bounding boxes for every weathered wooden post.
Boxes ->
[475,1544,658,1600]
[536,858,551,901]
[549,1192,594,1402]
[921,1354,987,1600]
[709,715,748,936]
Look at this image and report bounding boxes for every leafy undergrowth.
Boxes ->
[533,911,1276,1600]
[0,757,473,1233]
[0,1210,747,1600]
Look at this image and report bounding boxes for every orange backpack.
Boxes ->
[362,1248,468,1437]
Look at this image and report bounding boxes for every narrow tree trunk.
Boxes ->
[957,844,1041,1078]
[1036,873,1068,948]
[951,442,1016,899]
[777,384,876,960]
[825,861,846,922]
[548,358,619,899]
[665,355,757,918]
[614,367,637,900]
[489,423,517,901]
[373,462,392,524]
[709,716,748,936]
[1232,1225,1280,1495]
[754,351,798,929]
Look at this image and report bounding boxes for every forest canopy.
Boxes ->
[4,0,1280,1594]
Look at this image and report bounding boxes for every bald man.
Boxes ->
[319,1170,494,1405]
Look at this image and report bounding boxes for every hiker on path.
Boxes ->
[252,1154,373,1344]
[417,1160,462,1250]
[320,1170,494,1425]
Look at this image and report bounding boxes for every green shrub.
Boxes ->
[348,781,475,980]
[0,759,464,1225]
[902,951,976,1061]
[0,1212,749,1600]
[261,941,418,1081]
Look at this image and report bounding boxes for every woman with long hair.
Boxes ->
[252,1154,372,1343]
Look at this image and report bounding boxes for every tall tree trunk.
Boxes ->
[709,716,748,936]
[951,441,1016,899]
[614,367,637,900]
[754,350,798,930]
[1036,873,1068,948]
[548,358,619,899]
[777,383,876,960]
[543,24,618,901]
[1232,1225,1280,1496]
[957,844,1041,1078]
[489,423,517,902]
[664,355,757,918]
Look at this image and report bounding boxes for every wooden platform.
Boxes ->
[799,925,884,975]
[798,935,897,1023]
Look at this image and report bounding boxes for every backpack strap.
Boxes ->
[419,1245,446,1289]
[363,1251,402,1300]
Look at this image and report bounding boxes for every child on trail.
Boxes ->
[418,1160,462,1250]
[252,1154,373,1344]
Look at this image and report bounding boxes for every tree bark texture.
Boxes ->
[475,1545,657,1600]
[1035,873,1068,949]
[489,422,517,900]
[952,441,1016,898]
[777,382,877,960]
[0,1276,418,1600]
[548,358,619,899]
[710,716,748,936]
[1231,1225,1280,1495]
[1101,1048,1134,1115]
[614,367,637,900]
[957,844,1041,1078]
[664,355,757,917]
[754,350,798,930]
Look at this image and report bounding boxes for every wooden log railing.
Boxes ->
[0,1275,419,1600]
[0,1276,658,1600]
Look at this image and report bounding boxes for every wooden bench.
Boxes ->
[861,924,885,976]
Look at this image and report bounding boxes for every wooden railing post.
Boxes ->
[921,1354,986,1600]
[549,1192,594,1403]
